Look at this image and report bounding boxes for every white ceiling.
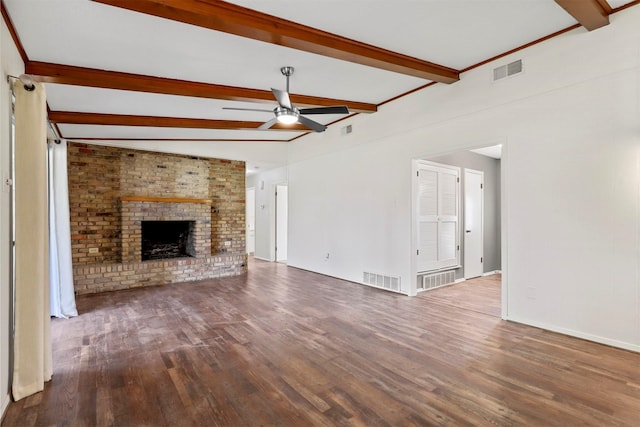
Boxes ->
[226,0,578,69]
[471,145,502,160]
[3,0,637,170]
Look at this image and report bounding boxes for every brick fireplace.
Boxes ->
[68,143,247,295]
[141,220,195,261]
[120,197,211,262]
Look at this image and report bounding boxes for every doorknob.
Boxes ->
[466,230,471,233]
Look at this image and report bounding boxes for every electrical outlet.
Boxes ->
[89,247,99,254]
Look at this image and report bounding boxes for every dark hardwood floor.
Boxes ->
[3,260,639,426]
[418,273,502,318]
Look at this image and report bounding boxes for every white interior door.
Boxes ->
[416,162,460,272]
[275,184,288,262]
[245,188,255,255]
[464,169,484,279]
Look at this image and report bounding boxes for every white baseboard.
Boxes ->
[454,278,466,283]
[359,281,409,296]
[482,270,502,276]
[252,256,272,262]
[1,393,10,422]
[506,315,640,353]
[286,264,410,296]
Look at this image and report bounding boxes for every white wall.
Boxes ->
[0,17,25,416]
[286,8,640,351]
[246,166,288,261]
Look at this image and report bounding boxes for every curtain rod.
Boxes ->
[6,73,35,91]
[48,122,62,144]
[7,73,61,144]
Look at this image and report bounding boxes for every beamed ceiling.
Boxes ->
[2,0,639,167]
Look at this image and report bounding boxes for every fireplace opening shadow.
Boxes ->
[141,220,196,261]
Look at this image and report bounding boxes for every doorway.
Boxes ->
[246,187,255,255]
[413,144,504,316]
[275,184,288,262]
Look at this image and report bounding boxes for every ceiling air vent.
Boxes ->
[493,59,523,81]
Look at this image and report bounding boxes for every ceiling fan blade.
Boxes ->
[299,106,349,115]
[222,107,273,113]
[298,115,327,132]
[271,88,293,110]
[258,118,278,130]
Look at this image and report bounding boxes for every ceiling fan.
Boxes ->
[223,66,349,132]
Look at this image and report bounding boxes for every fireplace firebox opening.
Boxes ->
[141,220,196,261]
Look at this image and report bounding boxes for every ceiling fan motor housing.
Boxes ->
[280,66,294,77]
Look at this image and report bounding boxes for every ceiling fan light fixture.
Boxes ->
[275,107,299,125]
[228,67,348,132]
[276,113,298,125]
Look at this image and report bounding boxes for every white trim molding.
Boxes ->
[1,393,10,420]
[506,316,640,353]
[482,270,502,276]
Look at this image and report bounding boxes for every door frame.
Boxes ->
[274,183,288,263]
[411,141,508,320]
[245,187,255,255]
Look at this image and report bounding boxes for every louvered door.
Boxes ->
[416,162,460,272]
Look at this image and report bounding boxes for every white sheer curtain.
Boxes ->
[49,140,77,319]
[12,81,52,401]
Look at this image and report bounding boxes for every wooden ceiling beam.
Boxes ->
[91,0,459,83]
[64,137,292,142]
[1,1,29,63]
[48,111,308,131]
[555,0,610,31]
[26,61,376,114]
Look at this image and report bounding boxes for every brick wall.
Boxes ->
[67,143,247,294]
[209,159,246,254]
[68,144,121,264]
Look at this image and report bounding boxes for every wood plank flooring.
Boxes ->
[2,260,639,426]
[418,274,502,318]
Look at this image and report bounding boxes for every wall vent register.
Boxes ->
[363,272,401,292]
[419,270,456,291]
[493,59,523,81]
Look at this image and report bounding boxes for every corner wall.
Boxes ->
[286,8,640,350]
[0,16,24,417]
